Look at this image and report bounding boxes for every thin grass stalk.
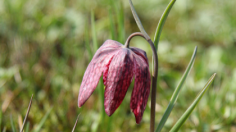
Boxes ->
[91,11,98,52]
[114,1,125,43]
[91,11,106,130]
[0,106,2,131]
[71,114,80,132]
[106,4,116,131]
[3,126,6,132]
[98,78,105,128]
[34,107,53,132]
[85,19,93,60]
[20,94,33,132]
[10,115,16,132]
[108,7,116,40]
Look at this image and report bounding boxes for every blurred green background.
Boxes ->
[0,0,236,131]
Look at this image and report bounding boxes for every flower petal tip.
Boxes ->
[78,101,82,108]
[105,109,112,116]
[78,96,85,107]
[135,115,142,124]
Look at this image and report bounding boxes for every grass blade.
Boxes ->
[108,7,116,40]
[91,11,98,52]
[0,106,2,131]
[85,19,93,60]
[34,107,53,132]
[154,0,176,50]
[3,126,6,132]
[10,115,16,132]
[110,0,124,43]
[25,122,30,132]
[170,73,216,132]
[20,94,33,132]
[71,113,80,132]
[117,1,125,43]
[98,78,105,127]
[128,0,150,40]
[91,11,105,131]
[155,46,197,132]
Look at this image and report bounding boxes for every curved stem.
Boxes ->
[128,0,150,40]
[125,32,158,132]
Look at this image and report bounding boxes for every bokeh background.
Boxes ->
[0,0,236,131]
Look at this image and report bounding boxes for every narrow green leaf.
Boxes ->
[25,122,30,132]
[91,11,98,51]
[115,1,125,43]
[128,0,150,40]
[170,46,197,104]
[155,46,197,132]
[170,73,216,132]
[98,78,105,127]
[155,103,174,132]
[106,114,113,132]
[85,19,93,60]
[0,106,2,131]
[154,0,176,50]
[10,115,16,132]
[91,11,105,130]
[34,107,53,132]
[108,7,116,40]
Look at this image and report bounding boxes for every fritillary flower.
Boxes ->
[78,39,151,124]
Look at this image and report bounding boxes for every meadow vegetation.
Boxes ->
[0,0,236,131]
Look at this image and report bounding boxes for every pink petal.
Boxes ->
[130,47,148,64]
[102,40,123,85]
[130,54,151,124]
[104,49,134,116]
[78,40,121,107]
[102,56,114,86]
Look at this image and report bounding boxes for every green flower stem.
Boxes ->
[128,0,151,40]
[128,0,177,131]
[154,0,176,50]
[128,2,158,131]
[155,46,197,132]
[125,32,158,132]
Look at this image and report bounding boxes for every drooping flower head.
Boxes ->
[78,39,151,124]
